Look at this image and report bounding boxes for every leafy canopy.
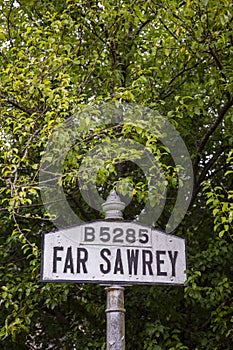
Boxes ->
[0,0,232,349]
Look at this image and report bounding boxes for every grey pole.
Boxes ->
[102,191,126,350]
[106,285,125,350]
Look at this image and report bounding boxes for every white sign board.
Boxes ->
[41,221,186,285]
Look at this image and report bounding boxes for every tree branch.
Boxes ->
[159,18,178,41]
[0,93,34,115]
[159,60,201,99]
[208,46,231,101]
[193,97,233,178]
[6,0,14,47]
[134,17,155,38]
[192,145,229,199]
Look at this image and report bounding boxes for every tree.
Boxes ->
[0,0,232,349]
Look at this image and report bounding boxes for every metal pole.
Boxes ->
[105,285,125,350]
[102,192,126,350]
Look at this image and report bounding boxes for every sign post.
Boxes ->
[106,285,125,350]
[102,192,126,350]
[41,191,187,350]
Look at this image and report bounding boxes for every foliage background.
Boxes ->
[0,0,232,349]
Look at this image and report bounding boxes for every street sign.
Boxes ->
[41,221,186,285]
